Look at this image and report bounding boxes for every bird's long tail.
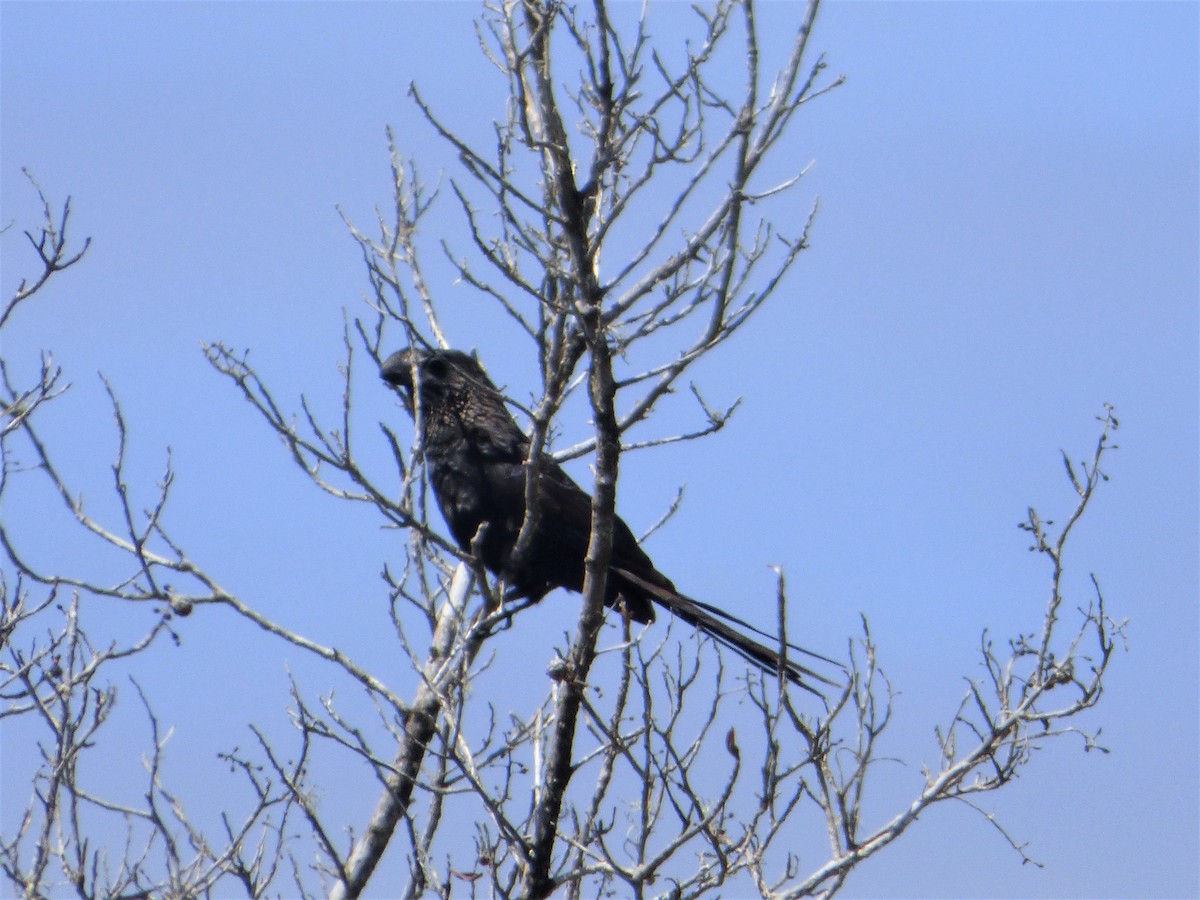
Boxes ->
[612,567,844,698]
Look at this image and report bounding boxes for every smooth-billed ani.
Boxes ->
[381,347,834,693]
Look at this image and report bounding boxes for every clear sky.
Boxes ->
[2,2,1196,898]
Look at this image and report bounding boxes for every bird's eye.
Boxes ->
[424,357,449,380]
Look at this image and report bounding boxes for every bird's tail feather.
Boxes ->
[611,566,843,697]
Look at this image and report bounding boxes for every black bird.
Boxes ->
[381,347,836,693]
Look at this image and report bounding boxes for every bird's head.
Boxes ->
[380,347,493,417]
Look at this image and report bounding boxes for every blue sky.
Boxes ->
[2,2,1196,897]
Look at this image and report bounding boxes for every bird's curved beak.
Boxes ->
[381,350,417,415]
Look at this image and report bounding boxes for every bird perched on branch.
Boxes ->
[381,347,836,694]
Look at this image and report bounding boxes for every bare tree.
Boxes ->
[2,2,1122,897]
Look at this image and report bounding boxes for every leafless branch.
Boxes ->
[2,170,92,331]
[2,3,1120,897]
